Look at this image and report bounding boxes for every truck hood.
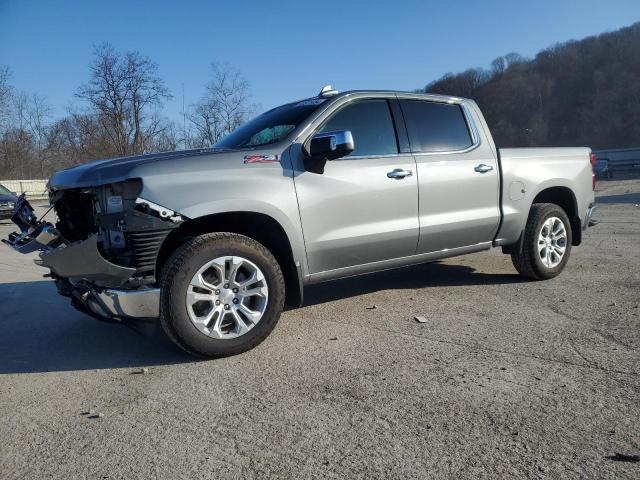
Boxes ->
[47,148,235,190]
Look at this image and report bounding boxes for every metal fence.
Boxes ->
[593,147,640,172]
[0,179,49,199]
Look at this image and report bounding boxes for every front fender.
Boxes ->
[132,150,309,278]
[179,198,305,265]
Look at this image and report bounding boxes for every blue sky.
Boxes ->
[1,0,639,123]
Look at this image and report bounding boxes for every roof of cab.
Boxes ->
[332,89,467,104]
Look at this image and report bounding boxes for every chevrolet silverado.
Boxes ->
[3,87,597,357]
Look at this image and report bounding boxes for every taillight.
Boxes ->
[590,153,596,190]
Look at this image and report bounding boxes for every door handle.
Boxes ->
[387,168,413,179]
[474,164,494,173]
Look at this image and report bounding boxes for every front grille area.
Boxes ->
[53,191,96,242]
[127,230,171,276]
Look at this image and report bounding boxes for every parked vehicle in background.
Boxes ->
[0,184,19,220]
[594,158,613,179]
[3,87,597,358]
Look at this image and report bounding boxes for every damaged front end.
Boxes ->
[3,179,185,321]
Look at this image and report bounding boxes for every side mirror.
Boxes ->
[303,130,354,174]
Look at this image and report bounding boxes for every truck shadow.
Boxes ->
[304,262,524,307]
[0,280,192,374]
[596,192,640,204]
[1,263,522,374]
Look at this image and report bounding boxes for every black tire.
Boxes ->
[511,203,572,280]
[160,232,285,358]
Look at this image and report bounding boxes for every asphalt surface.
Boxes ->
[0,180,639,479]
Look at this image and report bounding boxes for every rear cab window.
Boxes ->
[399,100,473,153]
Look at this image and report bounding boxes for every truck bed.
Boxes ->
[495,147,594,246]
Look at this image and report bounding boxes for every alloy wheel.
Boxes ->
[538,217,567,268]
[186,256,269,339]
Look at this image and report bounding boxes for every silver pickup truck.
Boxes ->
[4,87,596,357]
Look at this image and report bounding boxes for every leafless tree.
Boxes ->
[188,63,254,147]
[0,91,53,178]
[0,66,13,133]
[24,93,52,176]
[504,52,525,67]
[426,68,488,98]
[5,91,33,178]
[76,43,172,156]
[490,56,506,75]
[12,91,28,130]
[2,55,258,178]
[149,119,181,152]
[46,111,121,164]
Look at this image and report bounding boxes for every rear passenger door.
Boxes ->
[398,98,500,254]
[293,98,419,274]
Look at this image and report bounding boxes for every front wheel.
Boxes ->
[160,233,285,358]
[511,203,572,280]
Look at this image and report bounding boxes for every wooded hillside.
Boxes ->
[421,22,640,149]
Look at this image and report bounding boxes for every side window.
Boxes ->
[400,100,473,152]
[318,99,398,157]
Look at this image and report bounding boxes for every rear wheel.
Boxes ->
[511,203,572,280]
[160,233,285,357]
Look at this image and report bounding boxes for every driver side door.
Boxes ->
[292,98,419,276]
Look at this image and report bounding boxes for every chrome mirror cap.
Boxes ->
[312,130,354,151]
[303,129,355,175]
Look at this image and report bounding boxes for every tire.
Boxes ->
[160,232,285,358]
[511,203,572,280]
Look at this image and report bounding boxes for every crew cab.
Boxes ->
[3,87,597,357]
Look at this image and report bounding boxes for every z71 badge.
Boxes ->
[243,154,280,164]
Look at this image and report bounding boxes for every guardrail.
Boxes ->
[593,148,640,169]
[0,179,49,199]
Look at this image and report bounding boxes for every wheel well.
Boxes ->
[532,187,582,245]
[157,212,303,307]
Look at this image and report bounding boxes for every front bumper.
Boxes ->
[2,199,136,286]
[36,234,136,287]
[67,283,160,321]
[3,195,166,321]
[0,209,14,220]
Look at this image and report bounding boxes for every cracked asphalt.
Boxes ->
[0,179,638,479]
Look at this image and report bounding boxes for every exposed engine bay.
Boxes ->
[3,179,185,321]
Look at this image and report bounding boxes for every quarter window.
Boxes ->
[400,100,473,152]
[318,99,398,157]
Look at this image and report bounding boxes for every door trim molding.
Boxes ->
[305,241,492,284]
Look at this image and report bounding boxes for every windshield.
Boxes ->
[214,98,326,149]
[0,184,11,195]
